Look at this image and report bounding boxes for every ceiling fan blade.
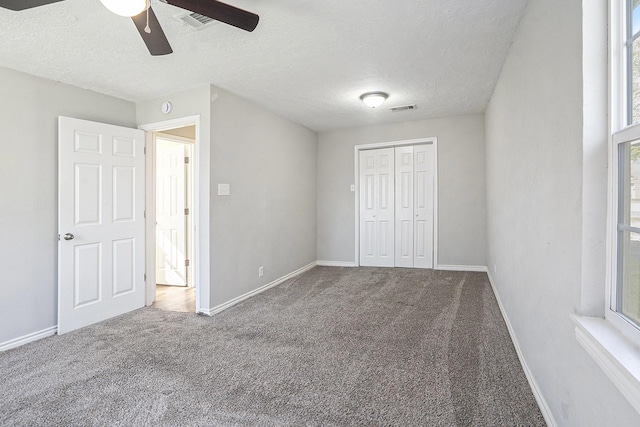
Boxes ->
[131,7,173,56]
[165,0,259,32]
[0,0,64,10]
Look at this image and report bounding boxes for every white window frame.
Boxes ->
[608,0,640,344]
[572,1,640,417]
[609,125,640,344]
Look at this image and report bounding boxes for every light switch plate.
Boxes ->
[218,183,230,196]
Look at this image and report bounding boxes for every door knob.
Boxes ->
[63,233,74,241]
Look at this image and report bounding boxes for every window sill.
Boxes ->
[573,315,640,414]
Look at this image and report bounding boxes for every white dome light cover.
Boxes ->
[360,91,389,108]
[100,0,149,17]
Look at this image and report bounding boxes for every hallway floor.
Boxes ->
[152,284,195,313]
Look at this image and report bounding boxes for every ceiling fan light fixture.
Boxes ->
[360,92,389,108]
[100,0,149,17]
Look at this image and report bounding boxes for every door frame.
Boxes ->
[139,115,204,313]
[353,137,438,268]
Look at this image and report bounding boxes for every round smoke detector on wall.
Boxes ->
[161,101,172,114]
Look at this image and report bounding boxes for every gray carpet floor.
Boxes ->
[0,267,545,426]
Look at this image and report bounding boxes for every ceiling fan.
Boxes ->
[0,0,259,56]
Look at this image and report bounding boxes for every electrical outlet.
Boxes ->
[258,266,264,277]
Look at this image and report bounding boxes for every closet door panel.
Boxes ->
[395,146,414,267]
[359,148,395,267]
[414,144,434,268]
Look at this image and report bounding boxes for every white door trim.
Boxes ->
[139,116,207,314]
[354,137,438,268]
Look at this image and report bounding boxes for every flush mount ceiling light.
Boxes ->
[100,0,149,17]
[360,92,389,108]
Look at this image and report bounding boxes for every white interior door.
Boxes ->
[155,138,187,286]
[359,148,395,267]
[414,144,434,268]
[395,146,414,267]
[58,116,145,335]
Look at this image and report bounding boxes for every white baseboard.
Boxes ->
[0,325,57,352]
[436,264,488,272]
[316,260,357,267]
[486,271,557,427]
[317,262,486,271]
[200,261,317,316]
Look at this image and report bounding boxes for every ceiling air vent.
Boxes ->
[389,104,417,112]
[176,12,217,30]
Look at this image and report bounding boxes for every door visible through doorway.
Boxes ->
[152,128,196,312]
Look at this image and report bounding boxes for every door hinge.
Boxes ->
[144,273,147,281]
[185,208,189,215]
[144,210,146,218]
[185,259,190,267]
[185,156,190,164]
[144,147,146,155]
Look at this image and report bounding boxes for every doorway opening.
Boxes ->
[152,128,195,312]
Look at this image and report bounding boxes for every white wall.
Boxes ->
[485,0,640,425]
[136,85,318,309]
[317,114,486,267]
[0,66,137,344]
[208,87,318,306]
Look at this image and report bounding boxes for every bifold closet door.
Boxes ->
[359,144,434,268]
[395,146,415,267]
[359,148,395,267]
[394,144,434,268]
[413,144,434,268]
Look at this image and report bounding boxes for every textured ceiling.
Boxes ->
[0,0,527,132]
